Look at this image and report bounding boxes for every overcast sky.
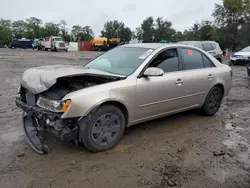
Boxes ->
[1,0,222,36]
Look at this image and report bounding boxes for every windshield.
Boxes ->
[53,38,63,41]
[86,47,154,76]
[240,46,250,52]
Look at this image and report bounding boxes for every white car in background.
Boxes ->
[230,46,250,65]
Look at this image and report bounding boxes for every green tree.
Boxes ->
[117,27,132,41]
[101,20,123,38]
[154,17,176,42]
[59,20,67,40]
[0,19,12,44]
[12,20,27,38]
[26,17,42,38]
[212,0,248,50]
[173,31,185,42]
[71,25,93,41]
[134,27,143,40]
[101,20,132,41]
[0,19,11,28]
[141,17,155,42]
[42,22,60,36]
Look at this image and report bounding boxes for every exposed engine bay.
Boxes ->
[39,75,122,100]
[16,74,124,154]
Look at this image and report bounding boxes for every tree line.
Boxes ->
[0,0,250,50]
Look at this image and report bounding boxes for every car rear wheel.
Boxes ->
[201,86,223,116]
[82,105,126,152]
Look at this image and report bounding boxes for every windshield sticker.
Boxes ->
[139,49,154,59]
[188,49,193,56]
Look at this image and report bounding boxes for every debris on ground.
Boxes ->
[16,152,25,157]
[167,180,177,186]
[70,160,76,165]
[213,150,225,156]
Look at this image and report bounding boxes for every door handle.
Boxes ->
[207,74,213,79]
[175,79,184,84]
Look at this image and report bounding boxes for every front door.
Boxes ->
[135,48,186,122]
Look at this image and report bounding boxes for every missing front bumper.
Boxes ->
[22,113,49,154]
[16,98,79,154]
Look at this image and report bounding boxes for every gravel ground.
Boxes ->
[0,49,249,188]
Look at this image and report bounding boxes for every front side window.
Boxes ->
[149,49,179,73]
[180,48,204,70]
[86,47,154,76]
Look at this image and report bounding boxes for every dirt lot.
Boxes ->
[0,49,250,188]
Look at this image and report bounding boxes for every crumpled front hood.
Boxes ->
[234,51,250,56]
[21,65,123,94]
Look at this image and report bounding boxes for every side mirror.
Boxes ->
[143,67,164,77]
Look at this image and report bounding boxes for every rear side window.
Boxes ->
[202,55,215,68]
[202,43,213,51]
[180,48,204,70]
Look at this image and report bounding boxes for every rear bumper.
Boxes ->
[55,46,68,50]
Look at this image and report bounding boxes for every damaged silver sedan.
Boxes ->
[16,43,232,154]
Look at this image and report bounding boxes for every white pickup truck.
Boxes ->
[42,36,68,52]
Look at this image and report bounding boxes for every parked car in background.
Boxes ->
[177,41,223,63]
[229,46,250,66]
[0,44,7,48]
[16,43,232,154]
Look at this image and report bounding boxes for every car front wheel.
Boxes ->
[82,105,126,152]
[201,86,223,116]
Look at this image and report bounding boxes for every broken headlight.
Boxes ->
[36,97,71,113]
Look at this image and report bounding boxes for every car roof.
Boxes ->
[120,43,191,49]
[177,40,217,44]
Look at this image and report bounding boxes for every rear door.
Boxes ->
[177,48,216,107]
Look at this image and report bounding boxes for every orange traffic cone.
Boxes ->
[225,49,229,57]
[72,52,75,57]
[20,51,24,57]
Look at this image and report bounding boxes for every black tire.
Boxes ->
[201,86,223,116]
[217,58,222,63]
[45,48,48,51]
[229,60,236,66]
[82,105,126,152]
